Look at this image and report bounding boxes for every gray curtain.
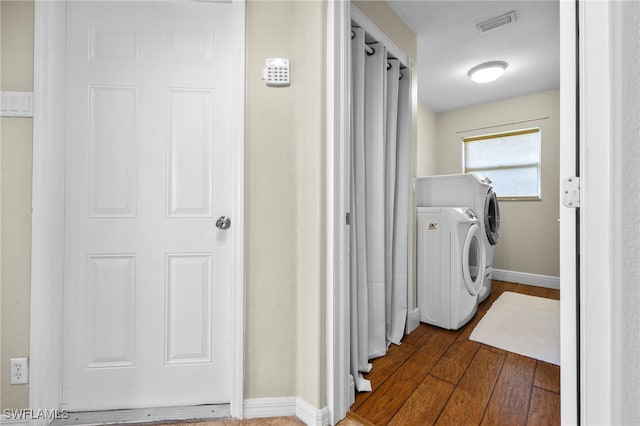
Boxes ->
[350,27,410,392]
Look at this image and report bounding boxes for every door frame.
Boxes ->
[326,1,592,424]
[558,1,578,424]
[325,0,351,423]
[30,0,245,420]
[574,0,619,423]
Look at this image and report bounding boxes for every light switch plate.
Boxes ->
[1,91,33,117]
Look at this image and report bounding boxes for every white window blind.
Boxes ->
[463,128,541,200]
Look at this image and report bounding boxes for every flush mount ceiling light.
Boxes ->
[468,61,508,83]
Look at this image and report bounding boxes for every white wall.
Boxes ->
[417,101,437,176]
[431,90,560,277]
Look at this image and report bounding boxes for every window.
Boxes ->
[463,128,541,200]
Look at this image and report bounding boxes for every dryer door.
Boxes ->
[485,189,500,245]
[462,224,487,295]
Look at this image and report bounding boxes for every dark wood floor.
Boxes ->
[351,280,560,426]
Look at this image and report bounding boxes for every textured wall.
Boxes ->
[613,1,640,423]
[433,90,560,277]
[245,0,326,407]
[291,0,327,408]
[0,0,34,411]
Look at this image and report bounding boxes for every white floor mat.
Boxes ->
[470,291,560,365]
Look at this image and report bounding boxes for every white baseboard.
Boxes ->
[243,397,329,426]
[243,397,296,419]
[492,269,560,290]
[295,398,329,426]
[405,308,420,334]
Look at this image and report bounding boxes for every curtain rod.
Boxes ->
[455,116,549,134]
[365,43,375,56]
[351,30,405,80]
[351,30,375,55]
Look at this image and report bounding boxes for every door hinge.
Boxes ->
[561,177,581,208]
[346,212,351,225]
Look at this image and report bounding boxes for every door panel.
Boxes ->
[85,255,137,368]
[167,89,214,218]
[62,1,233,410]
[165,253,213,364]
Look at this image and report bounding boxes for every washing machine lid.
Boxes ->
[484,189,500,245]
[462,223,486,296]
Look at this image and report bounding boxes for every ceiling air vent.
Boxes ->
[477,11,518,33]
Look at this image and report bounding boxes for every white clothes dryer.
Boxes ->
[416,173,499,303]
[417,207,486,330]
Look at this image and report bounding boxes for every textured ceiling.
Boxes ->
[387,0,560,112]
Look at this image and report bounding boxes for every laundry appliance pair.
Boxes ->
[416,173,500,330]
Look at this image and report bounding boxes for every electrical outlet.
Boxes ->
[10,357,28,384]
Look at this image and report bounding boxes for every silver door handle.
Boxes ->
[216,216,231,230]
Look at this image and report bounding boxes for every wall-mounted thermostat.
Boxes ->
[263,58,290,87]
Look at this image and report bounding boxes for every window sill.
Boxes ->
[497,196,542,202]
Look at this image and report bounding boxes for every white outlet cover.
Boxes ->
[10,357,28,384]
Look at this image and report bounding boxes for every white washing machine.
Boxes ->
[416,173,499,302]
[417,207,487,330]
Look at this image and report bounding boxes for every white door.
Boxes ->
[62,1,234,411]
